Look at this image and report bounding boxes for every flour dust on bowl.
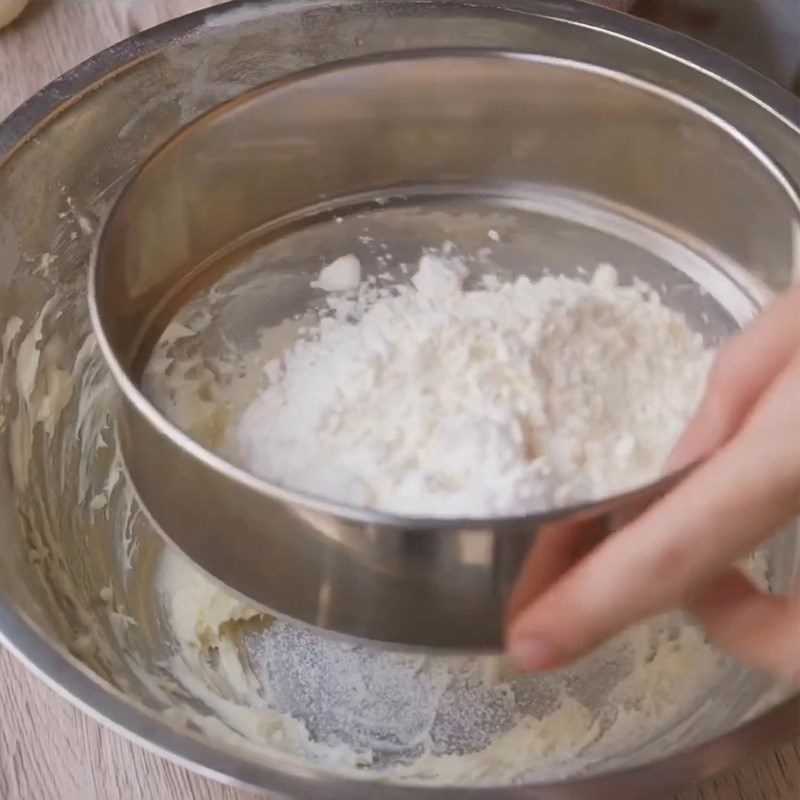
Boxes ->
[2,2,800,798]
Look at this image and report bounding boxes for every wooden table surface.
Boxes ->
[0,2,797,799]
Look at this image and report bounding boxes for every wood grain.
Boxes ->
[0,0,631,120]
[0,1,797,799]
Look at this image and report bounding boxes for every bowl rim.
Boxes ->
[89,46,800,531]
[1,1,799,797]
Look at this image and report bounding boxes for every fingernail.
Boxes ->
[508,637,562,672]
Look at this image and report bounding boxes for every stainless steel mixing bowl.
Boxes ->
[1,2,799,797]
[91,49,800,649]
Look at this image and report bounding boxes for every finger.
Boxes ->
[669,284,800,469]
[507,358,800,671]
[689,569,800,685]
[505,518,607,624]
[506,489,665,634]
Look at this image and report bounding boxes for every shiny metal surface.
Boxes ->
[92,48,800,649]
[1,1,799,797]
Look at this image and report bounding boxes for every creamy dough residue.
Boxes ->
[157,549,733,784]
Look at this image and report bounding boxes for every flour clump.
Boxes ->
[236,253,713,516]
[310,253,362,292]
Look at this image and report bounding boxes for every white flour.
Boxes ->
[310,253,362,292]
[236,253,714,515]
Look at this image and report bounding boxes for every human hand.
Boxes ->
[507,283,800,683]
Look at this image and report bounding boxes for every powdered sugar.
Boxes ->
[236,253,714,516]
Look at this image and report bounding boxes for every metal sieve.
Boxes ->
[90,44,800,650]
